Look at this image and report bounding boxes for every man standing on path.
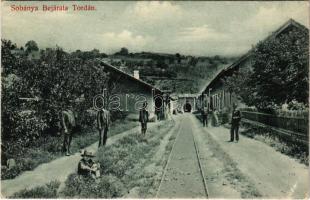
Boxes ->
[201,106,208,127]
[97,106,111,147]
[139,101,149,136]
[61,107,76,156]
[230,103,241,142]
[212,108,219,127]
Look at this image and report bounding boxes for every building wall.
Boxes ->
[105,71,162,119]
[201,58,251,111]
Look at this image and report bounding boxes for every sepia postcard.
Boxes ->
[1,0,309,199]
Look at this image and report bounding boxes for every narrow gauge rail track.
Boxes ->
[155,116,210,198]
[191,127,210,198]
[155,118,183,198]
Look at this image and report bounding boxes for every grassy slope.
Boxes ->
[59,119,178,198]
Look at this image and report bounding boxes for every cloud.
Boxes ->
[2,1,80,49]
[177,25,228,42]
[100,30,152,52]
[1,1,308,56]
[240,3,309,34]
[131,1,182,21]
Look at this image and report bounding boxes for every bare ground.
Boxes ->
[195,115,309,199]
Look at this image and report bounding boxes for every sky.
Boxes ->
[1,1,309,56]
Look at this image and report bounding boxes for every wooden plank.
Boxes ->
[242,119,309,146]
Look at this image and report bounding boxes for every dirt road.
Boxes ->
[203,123,309,198]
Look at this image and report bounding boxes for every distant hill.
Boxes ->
[104,51,237,93]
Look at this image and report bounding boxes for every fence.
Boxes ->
[241,111,309,145]
[241,111,308,135]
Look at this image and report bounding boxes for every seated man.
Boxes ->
[78,150,100,179]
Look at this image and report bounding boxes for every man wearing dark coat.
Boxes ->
[61,108,76,156]
[230,103,241,142]
[97,107,111,148]
[139,102,149,136]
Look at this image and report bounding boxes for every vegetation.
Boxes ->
[223,26,309,113]
[60,120,175,198]
[1,118,138,180]
[1,39,128,177]
[10,181,60,198]
[240,122,309,166]
[110,49,236,93]
[25,40,39,53]
[1,38,236,180]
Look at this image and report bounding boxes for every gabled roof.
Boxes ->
[99,60,162,93]
[198,63,232,94]
[201,19,308,95]
[268,18,308,39]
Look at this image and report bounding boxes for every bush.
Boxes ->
[287,100,308,111]
[63,174,125,198]
[11,180,60,198]
[3,111,47,145]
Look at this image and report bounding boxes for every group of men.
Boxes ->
[201,103,241,142]
[200,107,219,127]
[61,102,149,178]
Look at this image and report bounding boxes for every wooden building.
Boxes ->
[99,61,164,119]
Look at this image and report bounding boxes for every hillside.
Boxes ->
[104,51,237,93]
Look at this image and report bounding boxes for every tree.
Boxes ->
[223,26,309,112]
[222,69,255,106]
[1,40,18,75]
[156,59,168,69]
[189,57,198,66]
[115,47,129,55]
[175,53,181,63]
[25,40,39,53]
[251,27,308,106]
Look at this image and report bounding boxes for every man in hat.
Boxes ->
[230,103,241,142]
[61,106,76,156]
[78,150,100,178]
[97,106,111,148]
[139,101,149,136]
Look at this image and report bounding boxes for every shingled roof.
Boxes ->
[99,60,162,93]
